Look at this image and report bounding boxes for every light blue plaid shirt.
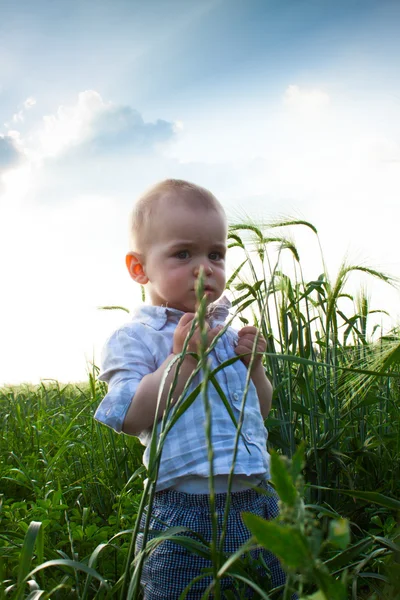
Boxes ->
[95,300,270,491]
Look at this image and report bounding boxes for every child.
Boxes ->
[95,179,289,598]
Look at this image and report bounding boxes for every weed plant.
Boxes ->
[1,221,399,599]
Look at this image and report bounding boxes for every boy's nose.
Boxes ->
[194,262,213,276]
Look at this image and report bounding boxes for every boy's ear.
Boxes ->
[126,252,149,284]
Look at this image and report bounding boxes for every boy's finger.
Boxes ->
[239,331,266,345]
[235,344,254,354]
[238,326,258,336]
[205,326,219,343]
[210,325,223,336]
[209,325,224,339]
[237,334,256,345]
[236,341,253,350]
[235,346,251,358]
[236,339,264,351]
[178,313,195,327]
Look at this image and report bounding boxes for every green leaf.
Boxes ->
[311,486,400,511]
[328,519,350,550]
[290,401,310,416]
[324,537,374,571]
[357,572,391,583]
[300,592,328,600]
[291,443,305,482]
[15,559,109,598]
[208,375,250,453]
[216,539,255,578]
[264,417,289,429]
[242,513,310,568]
[312,563,347,600]
[97,305,130,313]
[144,532,212,561]
[351,393,387,410]
[226,259,248,287]
[268,218,318,235]
[26,591,44,600]
[17,521,43,593]
[305,505,340,519]
[228,574,272,599]
[373,535,400,553]
[82,542,110,600]
[270,452,297,507]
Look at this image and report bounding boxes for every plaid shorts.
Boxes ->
[135,481,291,599]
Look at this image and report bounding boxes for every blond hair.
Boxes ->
[129,179,226,251]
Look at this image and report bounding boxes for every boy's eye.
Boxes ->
[209,251,224,261]
[176,250,190,260]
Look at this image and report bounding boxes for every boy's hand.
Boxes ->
[173,313,222,358]
[235,326,266,371]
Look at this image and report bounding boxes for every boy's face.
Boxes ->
[140,198,227,313]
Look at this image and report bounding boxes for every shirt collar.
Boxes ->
[132,304,183,330]
[131,296,232,331]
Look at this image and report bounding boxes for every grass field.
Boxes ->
[1,222,399,599]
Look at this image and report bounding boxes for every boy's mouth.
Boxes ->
[192,285,214,294]
[202,285,214,295]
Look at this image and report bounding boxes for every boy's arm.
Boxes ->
[235,326,272,420]
[249,363,273,420]
[123,312,222,436]
[122,354,196,435]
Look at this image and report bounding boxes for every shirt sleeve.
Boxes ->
[94,326,156,435]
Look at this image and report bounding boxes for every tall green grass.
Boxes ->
[1,221,399,598]
[227,222,399,507]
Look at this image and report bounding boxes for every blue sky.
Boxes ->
[3,0,400,115]
[1,0,400,384]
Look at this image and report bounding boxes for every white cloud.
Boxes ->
[10,96,37,124]
[0,133,24,172]
[283,84,330,114]
[3,90,177,173]
[37,90,103,157]
[0,91,178,199]
[34,90,177,160]
[23,96,36,109]
[12,110,24,123]
[174,120,184,131]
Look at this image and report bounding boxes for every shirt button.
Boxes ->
[233,393,239,401]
